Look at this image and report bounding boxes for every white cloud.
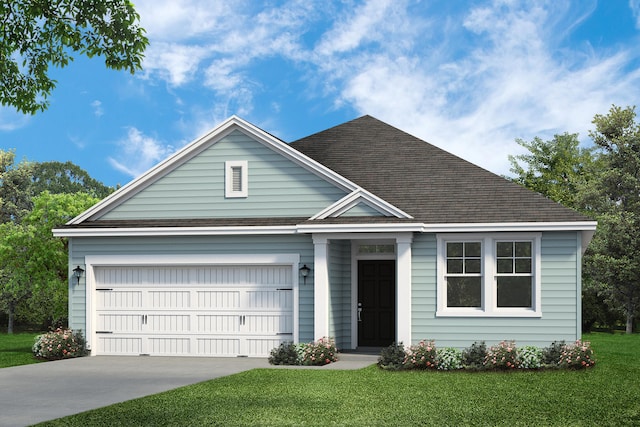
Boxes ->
[0,107,30,131]
[630,0,640,28]
[90,100,104,117]
[108,127,175,178]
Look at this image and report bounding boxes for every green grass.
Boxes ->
[36,333,640,426]
[0,332,42,368]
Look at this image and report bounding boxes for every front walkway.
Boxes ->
[0,353,377,426]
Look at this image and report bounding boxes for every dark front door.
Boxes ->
[358,260,396,347]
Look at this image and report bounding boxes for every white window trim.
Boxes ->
[225,160,248,198]
[436,233,542,318]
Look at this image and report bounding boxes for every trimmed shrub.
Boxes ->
[559,340,596,369]
[542,340,565,367]
[32,328,87,360]
[378,342,406,370]
[517,346,543,369]
[436,347,463,370]
[301,337,338,366]
[484,340,518,370]
[404,340,437,369]
[268,342,301,365]
[462,341,487,370]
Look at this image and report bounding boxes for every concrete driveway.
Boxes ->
[0,354,377,426]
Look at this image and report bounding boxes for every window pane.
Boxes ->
[465,242,481,257]
[497,277,532,308]
[447,242,463,257]
[515,258,532,274]
[496,242,513,257]
[465,259,481,274]
[497,259,513,274]
[447,259,463,274]
[515,242,531,257]
[447,277,481,307]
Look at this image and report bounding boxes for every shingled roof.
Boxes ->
[290,115,589,224]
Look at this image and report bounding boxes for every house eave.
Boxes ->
[53,220,596,238]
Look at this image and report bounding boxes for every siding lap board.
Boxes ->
[101,130,348,220]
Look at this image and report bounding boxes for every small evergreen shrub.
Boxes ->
[268,342,301,365]
[517,346,543,369]
[436,347,463,370]
[559,340,596,369]
[32,328,87,360]
[542,340,566,367]
[462,341,487,370]
[378,342,406,370]
[301,337,338,366]
[484,340,518,370]
[404,339,437,369]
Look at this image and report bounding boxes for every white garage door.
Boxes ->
[92,264,294,357]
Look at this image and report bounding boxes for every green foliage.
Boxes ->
[0,0,148,114]
[558,339,596,369]
[462,340,487,370]
[484,340,518,370]
[267,342,301,366]
[377,342,406,370]
[300,337,338,366]
[403,339,437,369]
[508,132,598,211]
[541,340,565,366]
[32,328,87,360]
[0,150,34,223]
[31,161,115,198]
[436,347,463,370]
[517,345,543,369]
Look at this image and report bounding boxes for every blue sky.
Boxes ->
[3,0,640,188]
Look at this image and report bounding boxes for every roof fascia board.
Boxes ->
[424,221,597,233]
[53,225,300,238]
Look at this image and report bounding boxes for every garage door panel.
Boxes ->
[197,315,240,333]
[97,314,142,332]
[93,264,295,357]
[97,337,142,355]
[197,290,240,309]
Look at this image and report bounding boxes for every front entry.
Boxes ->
[357,260,396,347]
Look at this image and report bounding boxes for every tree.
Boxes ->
[583,105,640,334]
[0,149,33,223]
[508,133,598,211]
[1,0,148,114]
[32,161,114,198]
[0,191,99,332]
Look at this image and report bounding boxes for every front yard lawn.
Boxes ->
[37,333,640,426]
[0,332,42,368]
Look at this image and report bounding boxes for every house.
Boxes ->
[53,115,597,357]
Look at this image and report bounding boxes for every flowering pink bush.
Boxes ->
[484,340,518,370]
[301,337,338,366]
[559,340,596,369]
[404,340,437,369]
[32,328,87,360]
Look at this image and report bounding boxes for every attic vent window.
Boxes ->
[225,161,248,198]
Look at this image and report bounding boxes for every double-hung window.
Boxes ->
[437,233,541,317]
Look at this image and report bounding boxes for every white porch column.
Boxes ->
[396,233,413,345]
[312,235,330,340]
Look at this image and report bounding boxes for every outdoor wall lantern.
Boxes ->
[72,266,85,286]
[299,264,311,285]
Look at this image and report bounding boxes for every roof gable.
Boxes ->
[290,115,591,224]
[70,116,408,224]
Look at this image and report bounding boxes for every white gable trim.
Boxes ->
[309,189,413,220]
[68,116,407,225]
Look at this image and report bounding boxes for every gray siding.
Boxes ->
[69,234,315,342]
[328,240,352,349]
[411,231,581,348]
[102,130,347,220]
